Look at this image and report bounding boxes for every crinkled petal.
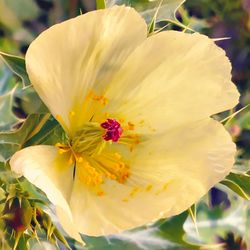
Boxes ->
[66,119,235,236]
[25,6,147,136]
[102,31,239,134]
[10,145,83,243]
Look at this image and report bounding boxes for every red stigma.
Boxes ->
[101,119,123,142]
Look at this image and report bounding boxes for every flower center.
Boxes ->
[71,118,123,156]
[56,118,142,193]
[101,119,123,142]
[71,122,104,156]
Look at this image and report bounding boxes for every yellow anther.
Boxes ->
[77,156,83,163]
[68,155,74,165]
[89,90,108,106]
[129,187,140,197]
[104,112,110,118]
[127,122,135,130]
[58,148,69,154]
[114,153,121,159]
[146,185,153,192]
[55,142,63,147]
[155,182,171,195]
[97,191,105,196]
[69,110,75,117]
[162,183,169,191]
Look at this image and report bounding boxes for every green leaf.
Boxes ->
[221,179,249,200]
[96,0,106,9]
[148,0,163,34]
[232,158,250,175]
[0,52,30,87]
[220,104,250,126]
[0,65,17,95]
[78,212,200,250]
[0,114,52,161]
[24,115,64,147]
[156,211,192,244]
[185,198,250,246]
[221,173,250,200]
[106,0,187,32]
[106,0,185,21]
[139,0,186,25]
[188,204,199,236]
[14,86,48,115]
[238,110,250,130]
[0,87,20,131]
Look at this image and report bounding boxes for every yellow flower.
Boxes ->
[10,6,239,243]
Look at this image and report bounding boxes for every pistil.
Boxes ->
[101,119,123,142]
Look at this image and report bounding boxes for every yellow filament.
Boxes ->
[93,153,130,184]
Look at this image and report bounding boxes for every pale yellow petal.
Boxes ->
[56,206,85,245]
[102,31,239,134]
[25,6,147,135]
[10,146,75,230]
[67,119,235,236]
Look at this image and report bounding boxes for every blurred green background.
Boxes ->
[0,0,250,249]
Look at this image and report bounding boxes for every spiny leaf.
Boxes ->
[141,0,186,25]
[14,87,48,115]
[81,212,200,250]
[24,115,64,147]
[156,211,190,244]
[148,0,164,34]
[106,0,186,29]
[188,204,199,237]
[221,177,250,201]
[0,87,21,131]
[220,104,250,125]
[221,173,250,201]
[0,65,17,95]
[0,51,30,87]
[0,114,51,161]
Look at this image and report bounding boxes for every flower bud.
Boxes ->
[2,197,32,232]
